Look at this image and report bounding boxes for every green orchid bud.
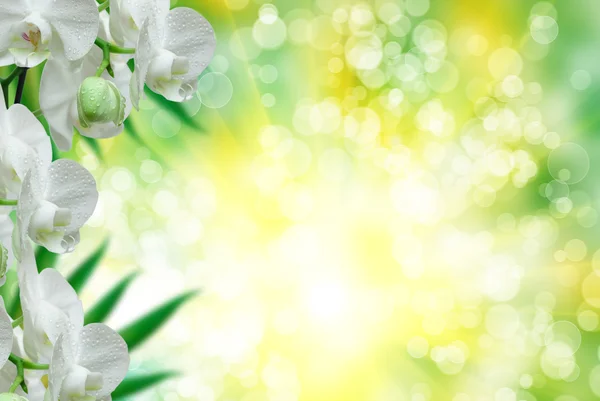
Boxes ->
[0,393,28,401]
[0,243,7,280]
[77,77,125,129]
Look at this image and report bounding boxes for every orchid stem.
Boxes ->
[7,355,24,393]
[0,199,17,206]
[98,0,109,12]
[94,37,136,55]
[11,316,23,328]
[14,68,27,104]
[0,67,26,107]
[9,354,49,371]
[95,38,111,77]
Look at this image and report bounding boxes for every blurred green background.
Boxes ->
[9,0,600,400]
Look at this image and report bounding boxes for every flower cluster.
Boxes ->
[0,0,215,399]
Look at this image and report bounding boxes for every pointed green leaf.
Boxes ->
[119,290,198,351]
[35,246,60,272]
[144,87,202,130]
[67,238,109,293]
[78,134,104,162]
[85,271,139,324]
[1,270,20,318]
[112,371,178,400]
[123,118,171,169]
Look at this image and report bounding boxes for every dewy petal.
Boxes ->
[0,297,13,369]
[39,56,80,150]
[162,7,216,79]
[44,159,98,234]
[110,0,169,46]
[48,331,76,401]
[41,0,99,61]
[15,167,45,259]
[131,16,159,109]
[76,324,129,399]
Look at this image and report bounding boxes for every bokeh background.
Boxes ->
[27,0,600,400]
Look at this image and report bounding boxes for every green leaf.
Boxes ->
[67,238,109,293]
[126,57,201,131]
[112,371,178,400]
[0,270,20,318]
[85,271,139,324]
[119,290,198,351]
[78,134,104,162]
[35,246,60,272]
[123,118,171,169]
[144,87,202,130]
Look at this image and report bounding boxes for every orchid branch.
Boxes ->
[11,316,23,328]
[98,0,109,12]
[94,37,135,77]
[14,68,27,104]
[9,354,49,371]
[0,199,17,206]
[94,37,136,55]
[0,67,26,106]
[7,356,23,393]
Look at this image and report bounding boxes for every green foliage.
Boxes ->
[85,271,139,324]
[78,134,104,161]
[144,87,202,130]
[67,238,109,293]
[35,246,59,272]
[119,290,198,351]
[112,371,179,400]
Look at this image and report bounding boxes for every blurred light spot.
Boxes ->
[152,110,181,138]
[570,70,591,91]
[198,72,234,109]
[530,16,558,44]
[547,143,589,184]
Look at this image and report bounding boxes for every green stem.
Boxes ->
[95,37,136,55]
[11,316,23,328]
[0,67,25,85]
[9,354,49,371]
[98,0,109,12]
[7,355,23,393]
[0,199,17,206]
[95,38,111,77]
[1,67,26,107]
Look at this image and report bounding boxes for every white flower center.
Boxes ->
[9,13,52,67]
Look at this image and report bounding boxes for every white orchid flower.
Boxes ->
[0,299,13,373]
[39,48,132,151]
[16,159,98,255]
[131,7,216,107]
[109,0,169,47]
[17,247,82,363]
[47,324,129,401]
[0,0,100,67]
[0,326,46,401]
[0,86,51,198]
[0,212,14,286]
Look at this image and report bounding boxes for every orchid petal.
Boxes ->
[162,7,216,79]
[76,324,129,398]
[42,0,99,61]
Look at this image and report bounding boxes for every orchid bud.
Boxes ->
[0,394,28,401]
[77,77,125,129]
